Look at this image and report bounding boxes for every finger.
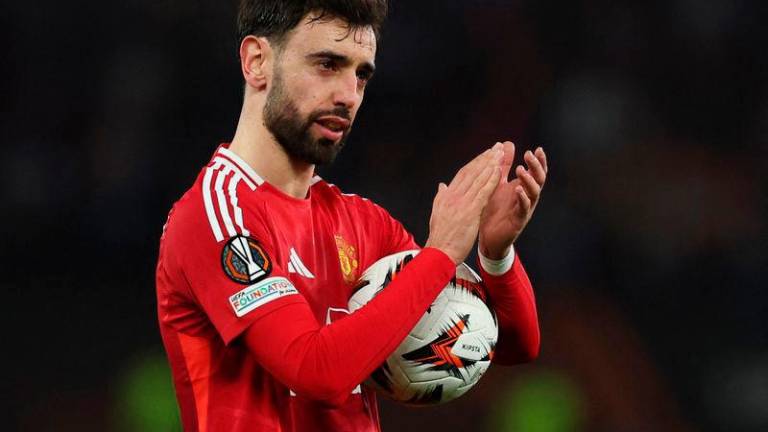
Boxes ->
[524,150,546,185]
[515,185,531,216]
[449,148,488,187]
[477,165,502,204]
[436,182,448,198]
[499,141,515,183]
[535,147,548,174]
[456,147,502,194]
[516,165,541,204]
[451,146,494,188]
[467,164,495,197]
[432,182,447,207]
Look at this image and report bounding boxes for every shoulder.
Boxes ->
[310,176,380,212]
[309,176,405,231]
[165,154,266,249]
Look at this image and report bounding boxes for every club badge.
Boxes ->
[335,234,359,284]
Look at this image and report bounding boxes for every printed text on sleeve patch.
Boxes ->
[229,277,298,317]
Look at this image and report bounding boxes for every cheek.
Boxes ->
[349,105,361,120]
[281,69,321,102]
[291,81,327,111]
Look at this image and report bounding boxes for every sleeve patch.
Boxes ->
[229,277,298,317]
[221,235,272,284]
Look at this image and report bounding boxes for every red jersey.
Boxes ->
[157,144,539,432]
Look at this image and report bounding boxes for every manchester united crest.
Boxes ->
[335,234,359,284]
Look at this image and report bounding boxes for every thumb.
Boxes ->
[433,182,448,206]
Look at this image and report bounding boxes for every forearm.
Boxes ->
[243,248,455,404]
[478,247,540,364]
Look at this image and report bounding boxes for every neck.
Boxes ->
[229,98,315,199]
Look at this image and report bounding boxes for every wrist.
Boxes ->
[421,246,458,270]
[478,244,515,275]
[423,240,461,266]
[479,243,512,260]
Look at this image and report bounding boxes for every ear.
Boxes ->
[240,35,273,92]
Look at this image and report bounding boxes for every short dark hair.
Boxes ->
[237,0,388,49]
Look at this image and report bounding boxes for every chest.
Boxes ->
[257,198,368,321]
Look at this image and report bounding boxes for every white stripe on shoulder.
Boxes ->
[341,192,367,200]
[203,160,253,242]
[202,161,225,242]
[323,181,369,201]
[214,166,237,237]
[217,147,265,186]
[213,157,257,190]
[227,173,250,237]
[310,175,323,185]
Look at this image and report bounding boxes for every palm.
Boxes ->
[480,179,526,253]
[478,142,547,259]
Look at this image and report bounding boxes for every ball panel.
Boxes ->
[348,250,419,314]
[350,251,498,406]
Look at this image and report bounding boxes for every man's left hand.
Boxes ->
[479,142,548,259]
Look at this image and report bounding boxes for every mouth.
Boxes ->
[313,116,351,142]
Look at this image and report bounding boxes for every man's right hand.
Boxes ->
[425,144,503,265]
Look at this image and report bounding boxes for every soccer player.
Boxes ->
[156,1,548,431]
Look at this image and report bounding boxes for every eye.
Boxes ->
[319,59,337,71]
[356,70,373,84]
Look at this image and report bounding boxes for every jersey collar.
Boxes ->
[213,143,265,186]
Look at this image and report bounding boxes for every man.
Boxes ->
[156,1,548,431]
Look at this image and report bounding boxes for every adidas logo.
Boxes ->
[287,247,314,279]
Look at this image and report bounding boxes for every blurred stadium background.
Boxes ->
[3,0,767,431]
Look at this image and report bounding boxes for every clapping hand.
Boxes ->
[479,142,548,259]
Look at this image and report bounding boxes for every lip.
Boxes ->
[313,121,345,142]
[313,116,350,142]
[316,116,351,129]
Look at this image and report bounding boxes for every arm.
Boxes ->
[240,146,503,405]
[243,248,454,405]
[477,246,540,364]
[478,142,548,364]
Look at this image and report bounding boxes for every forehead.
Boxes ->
[284,14,377,59]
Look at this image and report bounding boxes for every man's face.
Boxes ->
[263,15,377,165]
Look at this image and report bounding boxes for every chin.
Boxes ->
[311,142,344,165]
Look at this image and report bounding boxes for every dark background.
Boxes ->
[3,1,767,431]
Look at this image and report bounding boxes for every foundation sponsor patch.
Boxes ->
[229,277,298,317]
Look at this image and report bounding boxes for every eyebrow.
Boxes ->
[306,50,376,76]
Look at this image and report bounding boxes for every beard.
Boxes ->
[263,70,352,166]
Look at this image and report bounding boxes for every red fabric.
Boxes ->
[157,144,453,432]
[243,247,455,404]
[477,255,540,364]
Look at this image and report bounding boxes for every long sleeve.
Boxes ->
[477,250,540,365]
[242,248,455,405]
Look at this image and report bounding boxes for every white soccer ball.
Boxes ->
[348,250,498,405]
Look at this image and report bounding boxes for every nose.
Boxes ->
[332,71,362,111]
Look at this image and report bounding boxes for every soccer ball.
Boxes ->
[348,250,498,405]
